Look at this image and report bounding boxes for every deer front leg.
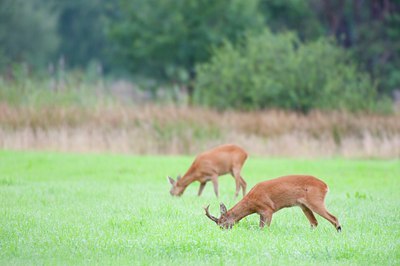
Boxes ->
[198,182,206,196]
[259,211,273,229]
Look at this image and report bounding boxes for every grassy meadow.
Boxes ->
[0,150,399,265]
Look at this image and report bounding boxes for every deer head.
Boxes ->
[204,203,234,229]
[167,175,184,196]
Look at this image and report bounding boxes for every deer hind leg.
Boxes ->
[300,187,341,232]
[230,171,241,198]
[299,204,318,228]
[211,175,219,197]
[231,167,247,197]
[303,201,341,232]
[230,170,240,198]
[239,176,247,197]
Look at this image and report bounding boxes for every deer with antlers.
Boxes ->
[204,175,341,232]
[168,144,248,198]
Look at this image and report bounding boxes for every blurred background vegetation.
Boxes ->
[1,0,400,157]
[0,0,399,112]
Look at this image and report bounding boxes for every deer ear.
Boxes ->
[177,175,181,181]
[167,176,175,185]
[220,203,227,215]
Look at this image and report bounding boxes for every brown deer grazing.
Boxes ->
[168,144,248,198]
[204,175,341,232]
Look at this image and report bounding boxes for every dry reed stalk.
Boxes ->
[0,104,399,158]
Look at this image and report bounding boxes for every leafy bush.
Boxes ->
[0,0,59,70]
[194,29,387,112]
[109,0,264,83]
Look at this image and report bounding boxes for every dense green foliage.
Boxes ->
[258,0,324,40]
[109,0,264,83]
[1,150,399,264]
[195,30,381,112]
[258,1,400,96]
[352,10,400,95]
[55,0,114,69]
[0,0,59,68]
[0,0,399,111]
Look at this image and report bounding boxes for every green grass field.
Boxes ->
[1,150,399,265]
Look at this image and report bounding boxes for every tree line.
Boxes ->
[0,0,399,111]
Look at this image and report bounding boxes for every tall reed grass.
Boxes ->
[1,104,399,158]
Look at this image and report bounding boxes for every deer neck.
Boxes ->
[227,200,254,223]
[176,171,197,189]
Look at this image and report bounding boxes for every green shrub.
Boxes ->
[194,29,387,112]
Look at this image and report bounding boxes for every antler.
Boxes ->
[204,205,218,224]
